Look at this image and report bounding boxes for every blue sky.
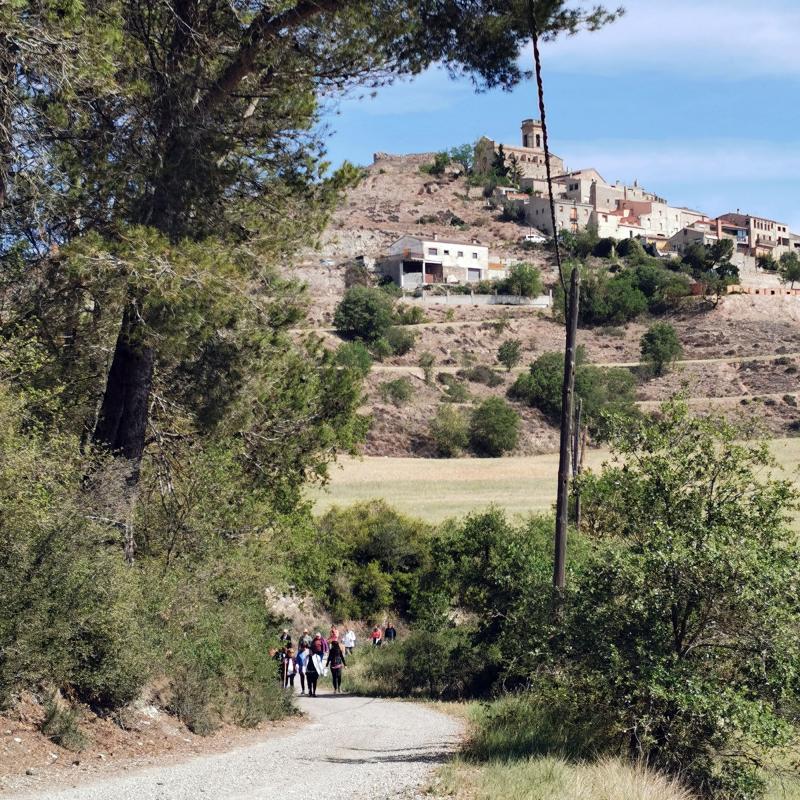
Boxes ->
[321,0,800,231]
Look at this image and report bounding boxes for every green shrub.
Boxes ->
[335,341,372,376]
[556,264,688,325]
[498,263,543,297]
[640,322,682,375]
[41,698,88,751]
[370,337,393,361]
[334,286,395,341]
[481,317,510,334]
[379,377,414,406]
[385,325,416,355]
[352,561,394,617]
[420,151,450,175]
[510,349,636,433]
[616,237,645,261]
[442,379,470,403]
[429,404,469,457]
[0,393,149,709]
[314,501,431,618]
[458,364,503,387]
[394,303,427,325]
[500,201,526,223]
[573,401,800,797]
[592,237,616,258]
[418,351,435,384]
[469,397,520,456]
[497,339,522,371]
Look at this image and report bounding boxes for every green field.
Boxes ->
[310,438,800,522]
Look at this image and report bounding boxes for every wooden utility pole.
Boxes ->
[572,396,584,531]
[553,266,580,589]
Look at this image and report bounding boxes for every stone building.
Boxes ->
[474,119,565,180]
[717,212,793,258]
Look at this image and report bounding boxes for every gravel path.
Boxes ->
[7,694,463,800]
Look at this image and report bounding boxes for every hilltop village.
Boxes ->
[301,117,799,312]
[476,118,798,267]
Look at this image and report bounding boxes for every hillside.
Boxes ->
[293,154,800,458]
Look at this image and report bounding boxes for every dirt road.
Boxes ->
[6,695,463,800]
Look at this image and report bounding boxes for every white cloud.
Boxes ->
[541,0,800,79]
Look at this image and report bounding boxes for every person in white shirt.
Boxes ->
[343,628,356,655]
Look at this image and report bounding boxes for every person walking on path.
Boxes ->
[329,625,339,643]
[343,628,356,655]
[384,622,397,644]
[326,640,347,694]
[300,629,312,648]
[282,646,297,690]
[279,628,292,646]
[310,632,325,659]
[306,648,322,697]
[371,626,383,647]
[295,644,309,695]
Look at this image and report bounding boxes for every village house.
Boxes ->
[378,234,490,288]
[717,211,793,258]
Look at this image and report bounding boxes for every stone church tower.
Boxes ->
[521,119,544,151]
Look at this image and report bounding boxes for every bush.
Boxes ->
[334,285,395,342]
[335,341,372,376]
[497,339,522,371]
[0,394,149,709]
[616,237,645,261]
[592,237,616,258]
[394,303,427,325]
[314,501,431,618]
[429,404,469,457]
[556,264,688,325]
[500,201,526,223]
[41,698,88,751]
[469,397,520,456]
[344,261,372,288]
[420,151,450,176]
[640,322,682,376]
[499,263,543,297]
[510,349,636,433]
[370,337,393,361]
[379,377,414,406]
[458,364,503,387]
[572,400,800,797]
[385,325,416,355]
[418,351,435,384]
[442,379,470,403]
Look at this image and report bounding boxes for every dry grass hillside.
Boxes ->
[293,154,800,459]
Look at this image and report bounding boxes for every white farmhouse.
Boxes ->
[379,235,490,288]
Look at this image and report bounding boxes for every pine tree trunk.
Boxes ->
[94,306,154,462]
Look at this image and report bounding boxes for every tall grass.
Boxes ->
[438,756,695,800]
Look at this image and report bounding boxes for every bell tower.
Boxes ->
[521,118,544,151]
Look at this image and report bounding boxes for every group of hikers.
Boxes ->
[273,623,398,696]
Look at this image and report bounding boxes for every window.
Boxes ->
[472,252,478,259]
[443,249,450,255]
[457,251,464,257]
[428,247,438,255]
[536,134,541,147]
